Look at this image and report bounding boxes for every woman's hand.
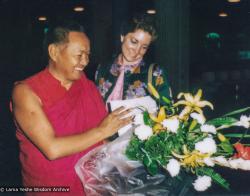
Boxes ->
[98,106,134,138]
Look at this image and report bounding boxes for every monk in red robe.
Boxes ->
[11,21,133,196]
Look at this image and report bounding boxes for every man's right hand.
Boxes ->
[98,106,134,138]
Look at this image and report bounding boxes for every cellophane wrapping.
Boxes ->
[75,129,194,196]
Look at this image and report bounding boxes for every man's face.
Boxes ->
[51,31,90,86]
[120,29,152,64]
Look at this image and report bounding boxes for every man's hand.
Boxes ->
[98,107,134,138]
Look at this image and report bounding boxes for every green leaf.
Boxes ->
[143,111,153,126]
[219,141,234,154]
[162,96,171,104]
[143,152,152,166]
[206,117,238,126]
[196,167,230,190]
[125,136,142,160]
[146,159,158,175]
[223,107,250,117]
[141,148,158,175]
[224,133,250,138]
[189,120,198,131]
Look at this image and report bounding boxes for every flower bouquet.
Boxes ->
[75,83,250,195]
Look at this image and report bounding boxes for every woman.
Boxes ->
[95,16,172,104]
[93,16,194,195]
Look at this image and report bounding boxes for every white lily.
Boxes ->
[233,115,250,129]
[203,157,215,167]
[200,124,217,134]
[228,158,250,170]
[212,156,230,167]
[217,115,250,131]
[190,112,206,124]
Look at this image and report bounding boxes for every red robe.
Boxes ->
[15,68,107,195]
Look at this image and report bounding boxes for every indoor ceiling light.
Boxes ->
[38,16,47,21]
[74,6,84,12]
[146,9,156,14]
[219,12,228,17]
[227,0,241,3]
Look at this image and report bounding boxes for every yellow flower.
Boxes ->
[149,106,166,123]
[153,123,164,133]
[217,133,226,142]
[174,89,213,120]
[149,106,166,133]
[172,145,210,170]
[148,83,160,99]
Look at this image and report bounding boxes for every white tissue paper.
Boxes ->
[108,96,158,136]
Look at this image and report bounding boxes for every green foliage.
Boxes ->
[143,111,154,127]
[162,96,171,104]
[225,133,250,138]
[206,117,238,126]
[218,141,234,155]
[188,120,198,131]
[196,167,230,190]
[125,136,143,160]
[126,130,187,175]
[125,89,250,192]
[223,107,250,117]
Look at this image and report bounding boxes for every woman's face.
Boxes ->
[120,29,152,64]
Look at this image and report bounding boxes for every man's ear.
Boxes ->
[120,35,124,42]
[48,44,58,62]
